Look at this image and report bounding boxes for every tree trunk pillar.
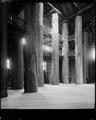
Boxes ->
[62,21,69,83]
[75,16,83,84]
[24,3,44,92]
[51,13,59,85]
[36,3,44,86]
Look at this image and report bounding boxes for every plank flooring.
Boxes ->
[1,84,95,109]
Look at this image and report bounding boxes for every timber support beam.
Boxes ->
[51,12,59,85]
[62,21,69,83]
[24,3,41,93]
[75,16,83,84]
[36,3,44,86]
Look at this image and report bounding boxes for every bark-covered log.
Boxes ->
[75,16,83,84]
[36,3,44,86]
[62,22,69,83]
[1,2,8,98]
[51,13,59,85]
[24,3,45,92]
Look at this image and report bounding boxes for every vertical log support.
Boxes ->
[24,3,44,92]
[36,3,44,86]
[62,21,69,83]
[51,12,59,85]
[1,2,8,98]
[83,31,88,84]
[75,16,83,84]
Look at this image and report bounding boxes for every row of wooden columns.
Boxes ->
[51,14,88,85]
[1,2,89,98]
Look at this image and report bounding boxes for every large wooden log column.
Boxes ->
[1,2,8,98]
[75,16,83,84]
[11,31,23,89]
[36,3,44,86]
[24,3,44,92]
[51,12,59,85]
[62,21,69,83]
[83,31,88,84]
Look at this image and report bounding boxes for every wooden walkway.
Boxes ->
[1,84,95,109]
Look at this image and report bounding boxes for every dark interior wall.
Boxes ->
[7,23,25,88]
[69,56,75,83]
[59,57,62,83]
[82,25,95,84]
[68,17,75,36]
[88,60,95,83]
[87,26,95,83]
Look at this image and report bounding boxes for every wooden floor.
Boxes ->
[1,83,95,109]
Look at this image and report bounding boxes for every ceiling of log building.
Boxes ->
[7,2,95,51]
[7,2,95,33]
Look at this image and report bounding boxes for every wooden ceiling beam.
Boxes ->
[73,2,80,10]
[54,3,66,18]
[47,2,62,14]
[47,2,65,19]
[60,3,95,23]
[59,4,66,18]
[44,8,55,17]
